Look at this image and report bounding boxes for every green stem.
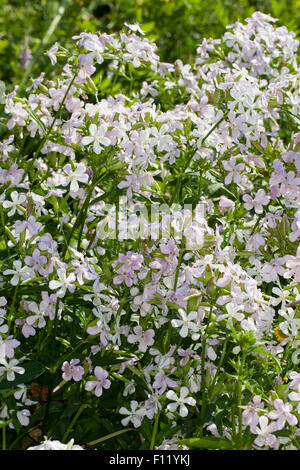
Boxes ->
[250,213,264,236]
[198,305,213,437]
[170,111,229,205]
[237,354,246,449]
[64,171,109,258]
[236,380,242,448]
[0,208,8,249]
[7,283,19,333]
[150,409,161,450]
[201,111,228,146]
[170,173,183,205]
[109,69,120,95]
[76,197,92,251]
[173,240,185,291]
[279,106,300,122]
[114,196,119,250]
[231,400,236,443]
[2,424,6,451]
[209,340,228,394]
[62,403,87,443]
[64,184,94,258]
[88,428,136,446]
[52,297,60,338]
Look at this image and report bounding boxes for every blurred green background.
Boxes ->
[1,0,300,87]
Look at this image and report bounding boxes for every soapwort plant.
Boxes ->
[1,12,300,450]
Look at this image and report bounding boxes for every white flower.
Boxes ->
[284,246,300,282]
[119,400,145,428]
[3,260,32,286]
[17,409,31,426]
[81,124,111,154]
[45,42,59,66]
[62,163,89,193]
[14,384,27,401]
[271,286,289,307]
[150,124,174,152]
[0,341,7,362]
[278,308,300,337]
[124,23,146,35]
[26,301,48,329]
[49,268,76,298]
[27,437,83,450]
[166,386,196,417]
[0,358,25,381]
[218,302,245,323]
[288,383,300,414]
[3,191,26,217]
[171,309,200,340]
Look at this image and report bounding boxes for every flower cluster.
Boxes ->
[1,13,300,450]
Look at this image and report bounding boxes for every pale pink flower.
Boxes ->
[284,246,300,282]
[289,372,300,390]
[14,216,42,236]
[243,189,270,214]
[268,399,297,430]
[222,157,245,185]
[252,416,279,449]
[62,359,84,382]
[85,366,111,396]
[127,326,155,353]
[242,395,263,430]
[153,371,178,395]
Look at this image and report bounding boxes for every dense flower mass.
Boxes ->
[1,12,300,450]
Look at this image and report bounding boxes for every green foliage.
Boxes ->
[1,0,300,88]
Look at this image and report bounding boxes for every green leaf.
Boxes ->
[166,301,180,310]
[205,182,224,195]
[0,361,46,391]
[250,346,281,370]
[175,436,234,450]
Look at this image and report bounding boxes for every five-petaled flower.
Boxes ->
[127,326,155,353]
[171,309,200,340]
[119,401,146,428]
[0,358,25,381]
[166,386,196,417]
[62,163,89,193]
[81,124,111,154]
[85,366,111,396]
[49,268,76,298]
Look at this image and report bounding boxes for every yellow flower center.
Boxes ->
[274,326,288,342]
